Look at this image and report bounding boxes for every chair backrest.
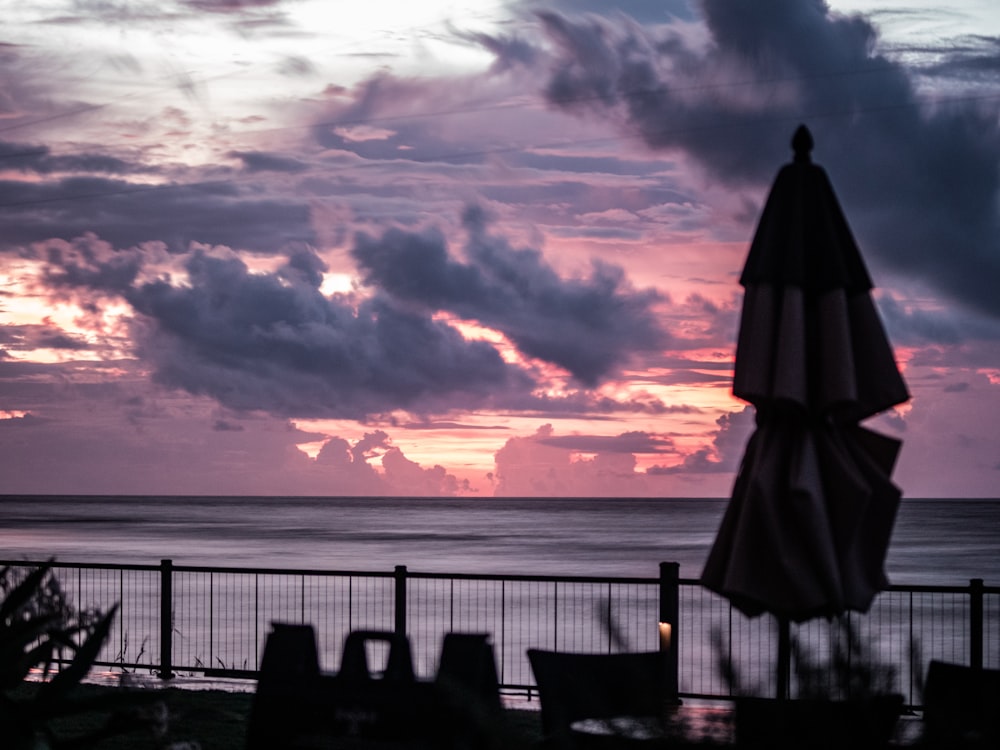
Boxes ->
[339,629,415,682]
[527,649,666,749]
[436,634,503,749]
[246,623,321,750]
[923,660,1000,749]
[436,632,502,714]
[256,622,320,682]
[249,627,442,750]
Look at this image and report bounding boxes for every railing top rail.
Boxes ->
[406,570,657,584]
[680,577,999,595]
[2,560,995,593]
[171,564,398,578]
[1,560,656,584]
[1,560,400,579]
[175,567,660,584]
[884,582,1000,594]
[0,559,160,573]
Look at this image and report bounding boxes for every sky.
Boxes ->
[1,0,999,498]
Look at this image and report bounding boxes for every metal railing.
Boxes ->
[3,558,996,708]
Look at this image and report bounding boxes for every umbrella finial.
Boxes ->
[792,125,813,163]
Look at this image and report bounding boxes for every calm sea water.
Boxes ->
[2,496,998,586]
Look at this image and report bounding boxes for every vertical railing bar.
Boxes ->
[394,565,407,636]
[495,579,504,685]
[908,590,915,706]
[209,572,214,671]
[846,610,854,700]
[606,582,613,653]
[158,559,173,680]
[77,567,82,661]
[553,581,559,651]
[970,578,984,671]
[119,568,124,667]
[659,562,680,703]
[254,574,260,670]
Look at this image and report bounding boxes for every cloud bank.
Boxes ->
[352,206,665,385]
[532,0,1000,318]
[39,207,666,419]
[2,0,999,497]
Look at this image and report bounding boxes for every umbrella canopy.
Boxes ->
[701,125,909,623]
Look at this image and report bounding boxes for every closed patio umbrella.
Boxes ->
[700,126,909,691]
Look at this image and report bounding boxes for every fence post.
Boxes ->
[394,565,407,636]
[776,616,791,700]
[970,578,984,671]
[659,562,680,703]
[158,559,174,680]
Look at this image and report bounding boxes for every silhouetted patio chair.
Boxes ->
[435,633,503,749]
[248,627,506,749]
[246,623,323,750]
[922,660,1000,749]
[339,629,417,682]
[436,632,501,712]
[247,626,436,749]
[527,648,666,750]
[326,630,438,746]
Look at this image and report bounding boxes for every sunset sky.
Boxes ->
[1,0,999,498]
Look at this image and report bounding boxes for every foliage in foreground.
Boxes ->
[0,562,166,749]
[713,616,906,700]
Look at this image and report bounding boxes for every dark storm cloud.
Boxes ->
[500,150,672,177]
[0,177,313,253]
[518,0,695,25]
[43,236,144,295]
[0,325,92,352]
[0,358,61,380]
[311,74,447,162]
[538,1,915,176]
[500,389,683,417]
[453,28,541,72]
[42,241,527,419]
[646,369,729,386]
[281,243,328,287]
[917,37,1000,80]
[648,405,753,474]
[351,206,665,385]
[535,0,1000,321]
[547,225,644,241]
[877,292,1000,347]
[476,179,685,219]
[315,116,480,167]
[537,430,675,454]
[0,140,141,175]
[229,150,310,173]
[212,419,245,431]
[35,331,93,352]
[311,72,547,168]
[181,0,283,11]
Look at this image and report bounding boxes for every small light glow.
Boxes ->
[658,622,672,652]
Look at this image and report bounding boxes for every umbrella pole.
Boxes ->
[776,616,791,700]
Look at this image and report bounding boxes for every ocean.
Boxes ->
[2,496,998,585]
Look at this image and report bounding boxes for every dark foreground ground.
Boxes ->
[13,682,929,748]
[12,682,545,749]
